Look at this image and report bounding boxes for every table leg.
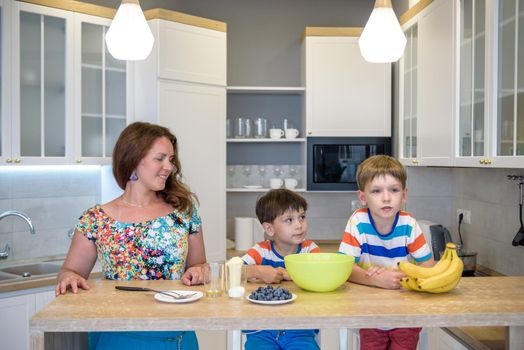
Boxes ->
[227,330,242,350]
[30,330,45,350]
[339,328,348,350]
[507,326,524,350]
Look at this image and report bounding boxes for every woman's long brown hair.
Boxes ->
[112,122,197,213]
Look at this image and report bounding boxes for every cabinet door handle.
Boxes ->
[412,159,419,165]
[76,159,83,164]
[5,158,12,163]
[479,159,485,164]
[307,131,312,135]
[14,158,21,163]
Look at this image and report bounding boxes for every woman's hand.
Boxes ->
[55,269,90,296]
[182,265,205,286]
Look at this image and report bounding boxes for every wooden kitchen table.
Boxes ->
[30,277,524,350]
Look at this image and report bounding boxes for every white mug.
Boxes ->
[285,128,299,139]
[284,178,298,190]
[269,128,284,139]
[270,178,283,189]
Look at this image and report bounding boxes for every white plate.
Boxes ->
[243,185,263,189]
[154,290,203,304]
[246,293,297,305]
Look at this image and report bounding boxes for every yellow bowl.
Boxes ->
[284,253,354,292]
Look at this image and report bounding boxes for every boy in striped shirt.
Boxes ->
[339,155,435,350]
[242,189,320,350]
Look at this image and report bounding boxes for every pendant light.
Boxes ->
[105,0,154,61]
[358,0,407,63]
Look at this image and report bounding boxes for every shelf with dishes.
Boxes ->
[227,138,306,143]
[227,187,306,193]
[227,164,304,192]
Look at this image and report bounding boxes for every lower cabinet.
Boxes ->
[426,327,469,350]
[0,287,55,350]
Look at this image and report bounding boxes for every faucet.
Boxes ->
[0,211,36,259]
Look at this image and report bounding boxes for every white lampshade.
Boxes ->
[105,0,154,61]
[358,0,407,63]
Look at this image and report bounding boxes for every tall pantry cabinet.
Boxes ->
[133,12,227,262]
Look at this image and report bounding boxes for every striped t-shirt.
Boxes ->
[242,240,320,267]
[339,208,432,269]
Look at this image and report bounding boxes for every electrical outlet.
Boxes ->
[457,209,471,224]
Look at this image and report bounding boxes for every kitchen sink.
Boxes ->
[0,262,61,277]
[0,272,18,281]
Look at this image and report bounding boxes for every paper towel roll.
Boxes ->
[252,219,265,243]
[235,217,254,250]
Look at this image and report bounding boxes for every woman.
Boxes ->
[56,122,206,350]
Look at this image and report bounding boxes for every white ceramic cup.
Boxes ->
[284,178,298,190]
[285,128,299,139]
[270,178,283,189]
[269,128,284,139]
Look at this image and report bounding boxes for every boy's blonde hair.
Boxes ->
[256,189,308,224]
[356,155,407,190]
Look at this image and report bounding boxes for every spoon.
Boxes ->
[115,286,197,300]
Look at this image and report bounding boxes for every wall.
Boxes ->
[0,166,101,261]
[407,167,524,276]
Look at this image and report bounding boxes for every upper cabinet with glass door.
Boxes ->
[399,23,418,166]
[456,0,524,167]
[494,0,524,167]
[74,14,129,164]
[456,0,487,166]
[9,2,73,165]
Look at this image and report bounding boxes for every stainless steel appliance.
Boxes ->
[306,137,391,191]
[419,220,477,276]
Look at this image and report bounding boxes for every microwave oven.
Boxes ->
[306,137,392,191]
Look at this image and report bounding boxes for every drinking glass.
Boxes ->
[254,118,267,138]
[236,117,252,138]
[242,166,252,186]
[227,166,236,188]
[226,118,232,138]
[203,262,225,297]
[257,165,267,187]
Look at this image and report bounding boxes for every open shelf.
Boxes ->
[227,86,305,94]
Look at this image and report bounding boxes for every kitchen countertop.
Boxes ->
[0,255,102,294]
[31,277,524,350]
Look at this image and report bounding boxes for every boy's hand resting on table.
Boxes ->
[350,265,406,289]
[248,265,290,284]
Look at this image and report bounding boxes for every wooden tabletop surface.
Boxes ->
[31,277,524,332]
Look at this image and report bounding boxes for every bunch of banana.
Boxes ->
[398,243,464,293]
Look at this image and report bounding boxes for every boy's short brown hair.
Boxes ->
[255,189,308,224]
[356,155,407,190]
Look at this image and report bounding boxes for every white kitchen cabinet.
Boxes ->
[148,18,226,86]
[0,287,55,350]
[304,33,391,137]
[454,0,524,168]
[399,0,456,167]
[134,15,227,263]
[426,327,469,350]
[399,22,419,166]
[0,0,11,165]
[8,1,74,165]
[73,13,131,165]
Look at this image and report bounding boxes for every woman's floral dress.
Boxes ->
[76,204,201,281]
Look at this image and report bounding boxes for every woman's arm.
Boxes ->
[181,228,207,285]
[55,231,97,295]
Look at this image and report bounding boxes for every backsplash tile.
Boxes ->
[0,166,101,262]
